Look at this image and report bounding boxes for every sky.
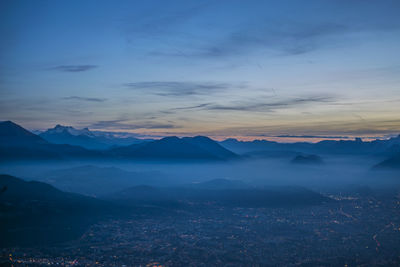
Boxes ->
[1,0,400,141]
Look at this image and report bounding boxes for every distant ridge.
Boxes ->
[0,121,101,160]
[110,136,238,160]
[108,181,331,208]
[40,125,148,149]
[220,135,400,156]
[3,120,400,161]
[40,125,109,149]
[0,174,115,246]
[0,121,238,161]
[0,121,47,145]
[182,136,237,159]
[373,153,400,170]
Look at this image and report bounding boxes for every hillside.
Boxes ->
[0,121,103,161]
[110,136,238,160]
[108,181,331,208]
[0,174,116,247]
[373,153,400,170]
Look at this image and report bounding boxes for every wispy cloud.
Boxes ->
[124,81,237,96]
[62,96,107,102]
[171,103,213,110]
[90,119,180,130]
[122,1,211,45]
[205,22,349,57]
[187,96,337,112]
[149,22,350,59]
[49,65,98,72]
[274,135,350,139]
[205,118,400,138]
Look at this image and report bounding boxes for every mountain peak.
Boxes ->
[1,120,16,125]
[0,120,46,145]
[190,135,213,141]
[159,136,181,142]
[0,120,24,130]
[45,125,93,137]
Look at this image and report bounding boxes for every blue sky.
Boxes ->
[1,0,400,140]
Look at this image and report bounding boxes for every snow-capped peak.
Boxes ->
[46,125,94,137]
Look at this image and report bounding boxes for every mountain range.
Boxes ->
[220,136,400,157]
[110,135,238,160]
[0,121,101,160]
[39,124,150,150]
[1,120,400,168]
[0,121,237,161]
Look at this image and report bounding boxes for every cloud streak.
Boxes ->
[274,135,350,139]
[149,21,351,59]
[177,96,337,112]
[90,119,180,130]
[205,22,349,57]
[62,96,107,102]
[49,65,98,72]
[124,81,237,96]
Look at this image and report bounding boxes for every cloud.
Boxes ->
[49,65,98,72]
[274,135,350,139]
[90,119,180,130]
[145,1,400,60]
[62,96,107,102]
[171,103,213,110]
[123,2,210,43]
[203,96,336,112]
[205,118,400,138]
[124,81,236,96]
[149,22,350,59]
[211,23,348,57]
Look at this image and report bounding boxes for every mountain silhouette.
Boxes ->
[182,136,238,159]
[373,153,400,170]
[220,136,400,156]
[40,125,149,149]
[0,122,237,161]
[110,136,237,160]
[0,174,115,247]
[40,125,109,149]
[0,120,47,146]
[5,120,400,161]
[38,165,166,196]
[0,121,102,160]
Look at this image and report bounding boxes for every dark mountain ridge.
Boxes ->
[40,125,108,150]
[3,120,400,165]
[36,165,167,196]
[0,174,118,247]
[110,136,238,160]
[39,125,149,149]
[108,180,332,208]
[0,121,104,161]
[0,121,238,161]
[220,135,400,156]
[373,153,400,170]
[0,120,47,146]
